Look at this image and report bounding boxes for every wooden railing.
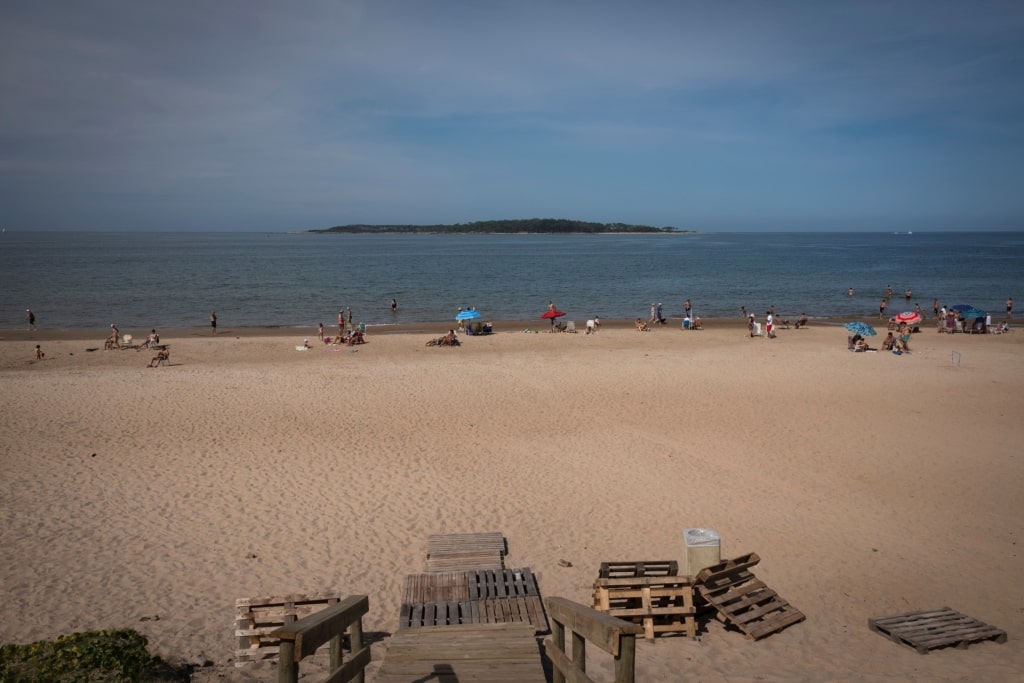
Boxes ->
[271,594,371,683]
[544,596,645,683]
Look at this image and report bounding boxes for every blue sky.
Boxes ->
[2,1,1023,231]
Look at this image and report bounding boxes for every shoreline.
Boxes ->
[0,315,924,343]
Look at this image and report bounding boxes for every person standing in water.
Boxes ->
[391,298,398,313]
[210,310,217,335]
[26,309,36,331]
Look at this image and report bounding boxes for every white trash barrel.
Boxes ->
[683,528,721,578]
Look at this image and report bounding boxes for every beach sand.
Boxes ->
[2,321,1022,682]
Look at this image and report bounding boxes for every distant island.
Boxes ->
[310,219,692,234]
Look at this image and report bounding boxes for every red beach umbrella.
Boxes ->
[541,310,566,320]
[895,311,922,325]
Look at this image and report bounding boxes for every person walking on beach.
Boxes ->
[318,322,324,342]
[879,298,887,319]
[391,298,398,313]
[35,344,44,360]
[649,303,657,325]
[26,309,36,331]
[933,298,939,318]
[210,310,217,335]
[338,310,345,335]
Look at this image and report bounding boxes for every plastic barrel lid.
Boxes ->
[684,528,720,546]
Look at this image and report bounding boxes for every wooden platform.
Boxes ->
[869,607,1007,654]
[375,622,546,683]
[399,568,548,633]
[695,553,805,640]
[592,569,697,640]
[234,592,340,666]
[426,532,506,573]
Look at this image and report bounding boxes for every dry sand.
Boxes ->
[2,321,1022,682]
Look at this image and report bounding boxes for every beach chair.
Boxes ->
[148,348,170,367]
[119,334,135,350]
[565,320,576,333]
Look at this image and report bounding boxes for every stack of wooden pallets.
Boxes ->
[234,591,341,666]
[591,560,697,639]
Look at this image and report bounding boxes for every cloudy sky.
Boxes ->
[2,1,1022,231]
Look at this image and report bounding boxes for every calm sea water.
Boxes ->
[2,231,1022,330]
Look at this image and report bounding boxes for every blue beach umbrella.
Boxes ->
[455,309,481,322]
[950,304,974,313]
[844,321,877,337]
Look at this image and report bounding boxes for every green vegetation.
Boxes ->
[311,218,689,234]
[0,629,189,683]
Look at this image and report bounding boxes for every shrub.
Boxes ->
[0,628,189,682]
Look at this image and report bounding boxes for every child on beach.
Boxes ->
[35,344,44,360]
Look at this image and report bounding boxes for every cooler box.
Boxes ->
[683,528,720,578]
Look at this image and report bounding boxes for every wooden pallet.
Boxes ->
[695,553,804,640]
[234,592,340,666]
[426,532,506,573]
[598,560,678,579]
[399,568,547,633]
[592,573,697,639]
[869,607,1007,654]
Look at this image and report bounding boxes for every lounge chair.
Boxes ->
[119,334,135,350]
[565,320,576,333]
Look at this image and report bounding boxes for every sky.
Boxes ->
[2,1,1023,232]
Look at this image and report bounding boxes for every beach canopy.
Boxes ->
[960,308,987,320]
[455,310,481,321]
[844,321,877,337]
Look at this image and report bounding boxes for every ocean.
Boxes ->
[2,231,1022,330]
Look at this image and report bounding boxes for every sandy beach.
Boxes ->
[2,321,1022,682]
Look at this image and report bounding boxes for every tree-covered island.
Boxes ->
[310,219,692,234]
